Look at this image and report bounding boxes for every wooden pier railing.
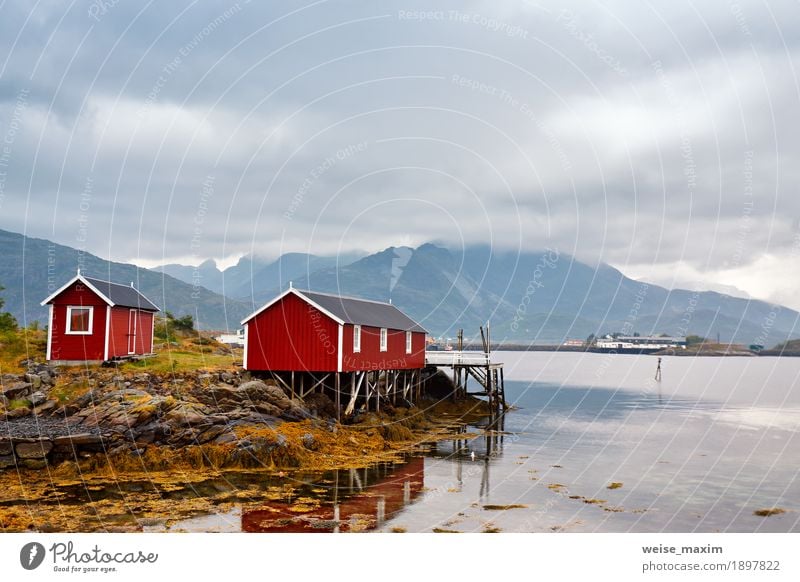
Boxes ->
[424,350,492,366]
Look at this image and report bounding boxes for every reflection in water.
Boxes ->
[426,415,507,502]
[241,456,426,533]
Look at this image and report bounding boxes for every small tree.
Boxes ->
[0,285,18,332]
[585,333,596,346]
[166,311,195,332]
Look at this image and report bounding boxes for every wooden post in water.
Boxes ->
[655,357,662,382]
[499,366,506,409]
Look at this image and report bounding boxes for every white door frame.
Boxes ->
[128,309,137,354]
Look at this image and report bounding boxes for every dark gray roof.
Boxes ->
[300,290,426,333]
[84,276,160,311]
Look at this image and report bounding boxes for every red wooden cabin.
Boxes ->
[41,271,160,364]
[241,287,427,373]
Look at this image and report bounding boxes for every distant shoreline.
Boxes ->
[455,344,800,357]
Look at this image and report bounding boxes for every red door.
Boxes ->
[128,309,137,354]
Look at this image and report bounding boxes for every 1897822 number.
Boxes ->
[733,560,780,571]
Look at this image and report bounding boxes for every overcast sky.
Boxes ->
[1,0,798,308]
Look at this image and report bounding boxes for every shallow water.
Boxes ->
[10,352,799,532]
[376,352,800,532]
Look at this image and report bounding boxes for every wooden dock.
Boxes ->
[425,350,506,410]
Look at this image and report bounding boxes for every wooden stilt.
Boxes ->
[345,371,364,416]
[499,367,506,409]
[335,373,341,421]
[376,374,380,412]
[272,372,292,395]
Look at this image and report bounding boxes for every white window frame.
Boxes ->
[353,324,361,353]
[406,331,412,354]
[66,305,94,335]
[379,327,388,352]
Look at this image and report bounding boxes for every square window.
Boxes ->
[66,306,93,334]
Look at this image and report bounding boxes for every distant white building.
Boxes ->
[215,329,245,347]
[562,339,585,347]
[594,335,686,352]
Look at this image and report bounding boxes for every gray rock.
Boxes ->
[134,430,155,444]
[0,439,12,455]
[205,384,239,406]
[52,433,104,447]
[133,421,171,441]
[0,455,16,469]
[5,407,31,419]
[167,428,198,446]
[164,404,210,426]
[213,432,238,445]
[1,382,32,400]
[304,393,337,418]
[253,403,282,416]
[15,440,53,459]
[29,391,47,406]
[24,374,42,390]
[302,433,318,450]
[20,459,48,469]
[196,425,228,444]
[105,388,149,401]
[37,371,53,386]
[32,400,57,416]
[108,443,131,456]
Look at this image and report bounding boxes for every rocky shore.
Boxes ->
[1,363,485,474]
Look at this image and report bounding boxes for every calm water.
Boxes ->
[23,352,800,532]
[374,352,800,532]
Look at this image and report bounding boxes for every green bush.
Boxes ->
[0,284,18,332]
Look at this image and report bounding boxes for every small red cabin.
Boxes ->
[241,288,427,373]
[41,271,160,364]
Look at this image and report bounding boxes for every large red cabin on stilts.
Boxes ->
[241,287,428,416]
[41,271,160,364]
[241,287,427,373]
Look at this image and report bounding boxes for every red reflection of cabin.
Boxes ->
[242,456,425,533]
[241,288,427,373]
[41,271,160,364]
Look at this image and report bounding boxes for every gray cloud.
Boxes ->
[1,0,799,307]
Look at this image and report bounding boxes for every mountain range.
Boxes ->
[154,251,363,299]
[0,228,249,330]
[1,227,798,345]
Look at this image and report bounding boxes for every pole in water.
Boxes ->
[655,357,662,381]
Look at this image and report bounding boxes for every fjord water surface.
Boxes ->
[378,351,800,532]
